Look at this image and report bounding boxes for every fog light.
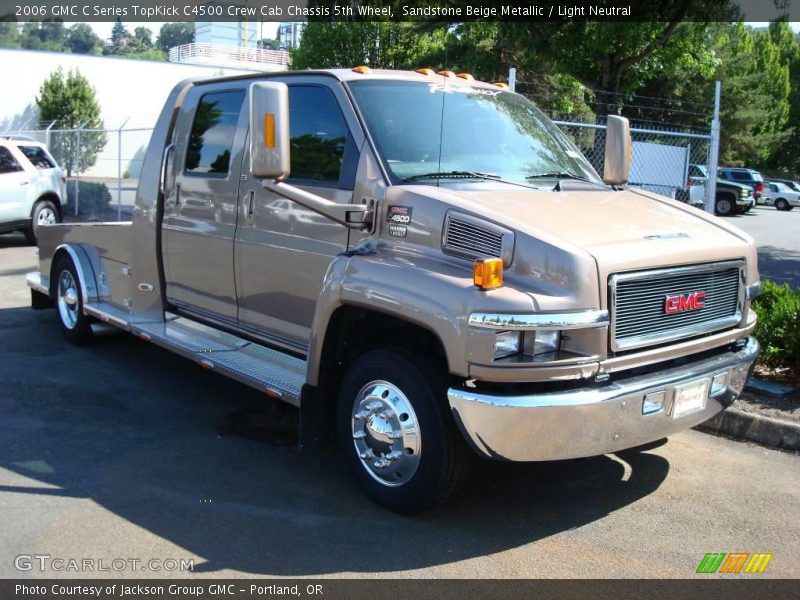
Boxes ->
[524,330,561,356]
[643,391,666,415]
[493,331,521,359]
[711,372,728,396]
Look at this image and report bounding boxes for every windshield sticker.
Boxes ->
[388,224,408,238]
[427,83,503,97]
[387,206,413,224]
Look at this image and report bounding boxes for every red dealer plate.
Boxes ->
[672,378,710,418]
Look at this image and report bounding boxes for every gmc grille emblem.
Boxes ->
[665,292,706,314]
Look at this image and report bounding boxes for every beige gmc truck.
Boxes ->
[27,68,761,513]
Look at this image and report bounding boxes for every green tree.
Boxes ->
[156,22,194,53]
[65,23,101,54]
[20,20,67,52]
[132,26,153,49]
[0,20,20,48]
[110,19,129,52]
[35,68,107,176]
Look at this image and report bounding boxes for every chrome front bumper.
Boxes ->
[448,337,759,461]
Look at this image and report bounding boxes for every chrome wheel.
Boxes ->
[57,270,79,330]
[37,207,57,226]
[351,380,421,487]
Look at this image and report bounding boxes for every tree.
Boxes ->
[258,38,280,50]
[133,27,153,49]
[156,22,194,53]
[65,23,101,55]
[0,20,20,48]
[20,20,67,52]
[35,68,107,176]
[110,19,129,51]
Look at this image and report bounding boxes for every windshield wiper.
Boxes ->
[525,171,595,183]
[404,170,501,181]
[404,170,542,190]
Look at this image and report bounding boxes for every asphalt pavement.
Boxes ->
[0,227,798,579]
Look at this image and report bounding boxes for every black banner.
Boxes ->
[3,579,800,600]
[0,0,798,23]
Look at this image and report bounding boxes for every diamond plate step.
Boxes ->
[131,316,306,405]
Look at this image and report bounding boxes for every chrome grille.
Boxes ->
[611,261,743,352]
[442,212,514,264]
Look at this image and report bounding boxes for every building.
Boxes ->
[169,21,290,72]
[277,22,305,50]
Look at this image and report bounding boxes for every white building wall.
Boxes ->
[0,49,262,176]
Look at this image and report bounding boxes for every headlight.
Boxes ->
[493,331,521,359]
[524,330,561,356]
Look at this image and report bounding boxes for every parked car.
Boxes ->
[762,181,800,211]
[686,169,754,216]
[767,178,800,193]
[0,139,66,244]
[717,167,764,201]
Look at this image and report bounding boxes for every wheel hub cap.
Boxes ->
[38,208,56,226]
[351,380,421,487]
[57,270,79,329]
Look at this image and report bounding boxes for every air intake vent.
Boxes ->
[443,212,514,265]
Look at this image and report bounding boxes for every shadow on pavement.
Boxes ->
[0,306,670,576]
[757,245,800,288]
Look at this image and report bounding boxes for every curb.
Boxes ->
[696,407,800,452]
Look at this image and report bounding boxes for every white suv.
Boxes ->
[0,138,66,244]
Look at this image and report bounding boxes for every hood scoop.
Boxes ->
[442,211,514,265]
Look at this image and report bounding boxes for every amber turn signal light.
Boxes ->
[352,66,371,74]
[473,258,503,290]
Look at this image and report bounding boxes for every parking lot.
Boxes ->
[0,205,798,579]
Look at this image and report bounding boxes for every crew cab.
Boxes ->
[26,69,760,513]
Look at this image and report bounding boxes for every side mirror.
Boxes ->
[250,82,290,180]
[603,115,631,185]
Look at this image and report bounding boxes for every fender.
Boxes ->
[50,243,101,305]
[305,248,539,385]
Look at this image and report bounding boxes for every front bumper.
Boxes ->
[448,337,759,461]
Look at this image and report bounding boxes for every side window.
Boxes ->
[19,146,56,169]
[731,172,747,181]
[185,90,245,176]
[0,147,23,174]
[288,86,350,184]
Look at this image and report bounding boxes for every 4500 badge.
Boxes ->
[387,206,412,237]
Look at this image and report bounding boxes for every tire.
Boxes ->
[24,199,60,245]
[53,255,93,345]
[775,198,790,211]
[337,348,472,514]
[715,194,734,216]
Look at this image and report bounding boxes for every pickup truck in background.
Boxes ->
[27,69,761,513]
[687,164,755,216]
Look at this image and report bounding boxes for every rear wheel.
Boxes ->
[715,194,734,216]
[775,198,790,211]
[53,255,93,345]
[337,349,472,513]
[25,199,60,245]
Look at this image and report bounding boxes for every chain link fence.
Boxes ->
[5,126,153,221]
[553,121,713,203]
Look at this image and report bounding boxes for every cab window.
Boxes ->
[0,147,23,174]
[288,86,355,187]
[185,90,245,176]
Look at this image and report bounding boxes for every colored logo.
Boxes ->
[696,552,773,574]
[665,291,706,314]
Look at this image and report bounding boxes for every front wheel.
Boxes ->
[715,195,734,216]
[53,256,93,345]
[25,199,60,245]
[337,349,472,513]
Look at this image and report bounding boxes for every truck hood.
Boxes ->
[431,185,757,289]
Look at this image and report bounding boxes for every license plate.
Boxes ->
[672,379,710,418]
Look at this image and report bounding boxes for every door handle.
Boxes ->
[20,181,29,186]
[175,183,181,207]
[246,190,255,218]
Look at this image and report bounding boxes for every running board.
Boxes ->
[128,314,306,406]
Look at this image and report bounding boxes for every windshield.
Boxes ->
[348,80,602,186]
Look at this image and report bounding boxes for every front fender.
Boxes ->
[306,248,540,385]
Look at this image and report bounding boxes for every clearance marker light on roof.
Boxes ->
[352,66,371,74]
[416,68,435,75]
[457,73,475,80]
[438,70,456,78]
[493,82,509,89]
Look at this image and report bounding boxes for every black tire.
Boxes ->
[337,348,472,514]
[24,199,60,245]
[52,255,93,345]
[715,194,734,216]
[775,198,790,211]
